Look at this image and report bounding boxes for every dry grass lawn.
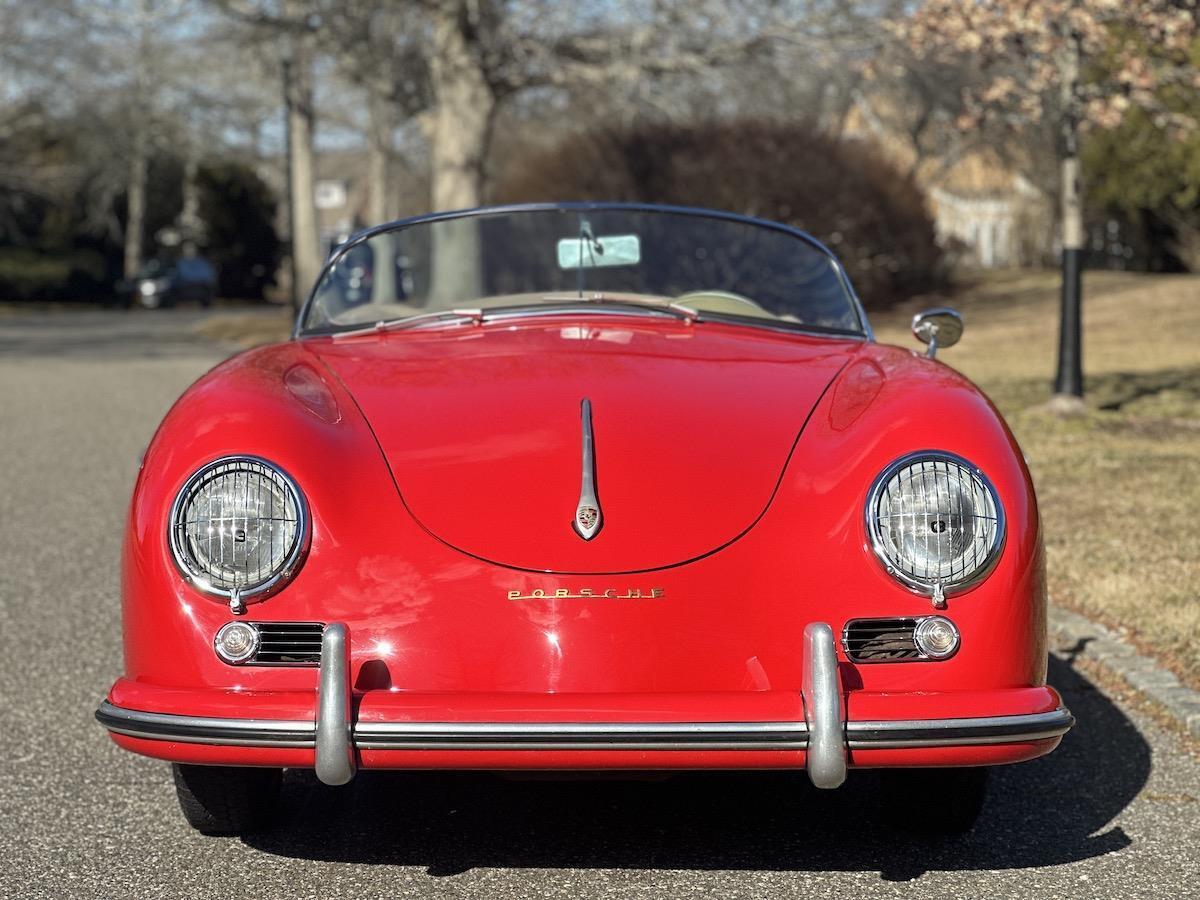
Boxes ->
[194,308,293,347]
[201,272,1200,687]
[874,271,1200,689]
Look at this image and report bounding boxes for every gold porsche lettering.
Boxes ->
[507,587,666,601]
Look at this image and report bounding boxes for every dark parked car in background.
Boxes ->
[117,256,218,308]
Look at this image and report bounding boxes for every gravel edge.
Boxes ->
[1049,604,1200,740]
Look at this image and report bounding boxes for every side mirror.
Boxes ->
[911,308,963,359]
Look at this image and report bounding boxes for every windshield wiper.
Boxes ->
[328,295,699,339]
[538,292,700,323]
[330,308,483,340]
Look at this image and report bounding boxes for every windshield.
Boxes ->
[300,205,865,336]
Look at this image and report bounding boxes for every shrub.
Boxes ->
[493,120,945,311]
[0,248,106,302]
[0,153,281,303]
[198,160,282,300]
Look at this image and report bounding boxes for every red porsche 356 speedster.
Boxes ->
[97,203,1072,834]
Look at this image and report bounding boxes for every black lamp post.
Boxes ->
[1053,26,1085,401]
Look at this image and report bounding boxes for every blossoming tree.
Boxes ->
[896,0,1197,404]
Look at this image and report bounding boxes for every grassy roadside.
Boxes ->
[192,307,293,347]
[873,271,1200,690]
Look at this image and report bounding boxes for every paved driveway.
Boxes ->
[2,308,1197,899]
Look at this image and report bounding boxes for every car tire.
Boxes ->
[878,767,989,835]
[171,763,282,835]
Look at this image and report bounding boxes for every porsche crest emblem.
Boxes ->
[572,398,603,540]
[576,505,599,531]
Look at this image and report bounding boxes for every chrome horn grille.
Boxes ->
[842,618,921,662]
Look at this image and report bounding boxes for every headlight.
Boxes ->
[866,452,1004,597]
[169,456,308,603]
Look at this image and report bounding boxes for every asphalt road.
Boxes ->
[2,307,1198,899]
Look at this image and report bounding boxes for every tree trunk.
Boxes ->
[1053,31,1085,401]
[123,0,151,280]
[369,232,398,305]
[423,3,495,302]
[366,82,395,225]
[1161,209,1200,271]
[428,2,497,211]
[284,21,321,310]
[180,149,200,256]
[124,126,148,279]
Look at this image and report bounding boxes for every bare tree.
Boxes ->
[12,0,181,277]
[214,0,883,222]
[2,0,279,280]
[282,9,321,305]
[213,0,324,304]
[412,0,868,211]
[422,0,497,209]
[317,0,431,224]
[855,45,984,181]
[123,0,154,277]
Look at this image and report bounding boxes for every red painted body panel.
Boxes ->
[312,322,854,572]
[107,311,1057,771]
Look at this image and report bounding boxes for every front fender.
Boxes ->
[122,341,418,686]
[764,342,1046,686]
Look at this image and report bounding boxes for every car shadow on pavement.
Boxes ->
[243,656,1146,881]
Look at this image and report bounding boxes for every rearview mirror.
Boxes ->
[911,308,963,359]
[556,234,641,269]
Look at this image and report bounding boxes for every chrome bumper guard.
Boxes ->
[803,622,847,789]
[315,622,355,785]
[95,621,1075,788]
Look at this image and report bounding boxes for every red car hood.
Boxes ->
[309,317,856,573]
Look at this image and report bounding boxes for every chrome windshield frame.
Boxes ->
[292,202,875,341]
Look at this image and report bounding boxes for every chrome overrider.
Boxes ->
[803,622,847,788]
[95,621,1075,788]
[315,623,355,785]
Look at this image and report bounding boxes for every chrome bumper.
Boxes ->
[95,621,1075,788]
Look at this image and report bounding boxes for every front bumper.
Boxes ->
[97,622,1074,788]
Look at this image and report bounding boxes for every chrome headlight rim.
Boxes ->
[168,455,310,601]
[865,450,1006,598]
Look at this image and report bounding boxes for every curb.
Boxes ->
[1049,605,1200,740]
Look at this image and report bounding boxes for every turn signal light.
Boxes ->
[214,622,260,665]
[913,616,960,660]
